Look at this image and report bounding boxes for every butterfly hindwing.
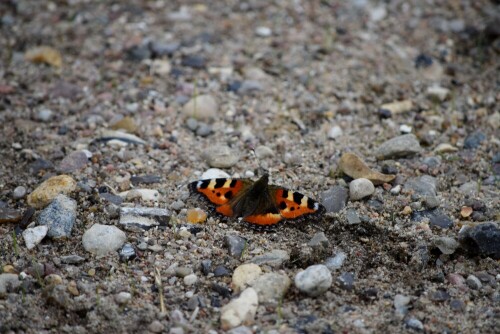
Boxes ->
[270,186,325,221]
[188,178,247,216]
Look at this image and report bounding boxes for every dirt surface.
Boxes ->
[0,1,499,333]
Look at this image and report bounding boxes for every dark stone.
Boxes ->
[367,199,384,212]
[181,55,206,69]
[99,193,123,205]
[381,164,398,175]
[200,260,212,275]
[126,44,151,61]
[458,223,500,259]
[213,265,231,277]
[60,255,85,264]
[49,81,83,101]
[224,235,246,259]
[119,243,136,262]
[411,209,454,229]
[464,131,486,149]
[320,186,348,213]
[464,198,486,211]
[415,53,433,68]
[130,175,161,185]
[57,151,88,173]
[450,299,465,312]
[227,81,242,92]
[377,108,392,119]
[187,295,200,310]
[170,68,184,78]
[0,207,23,224]
[359,287,378,301]
[337,272,355,291]
[149,41,180,57]
[430,289,450,302]
[211,283,231,298]
[58,125,68,135]
[346,209,361,225]
[28,158,54,175]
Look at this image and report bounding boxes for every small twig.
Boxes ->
[189,306,199,323]
[154,267,165,313]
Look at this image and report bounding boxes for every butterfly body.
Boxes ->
[189,174,325,230]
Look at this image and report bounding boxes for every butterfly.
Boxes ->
[189,174,325,231]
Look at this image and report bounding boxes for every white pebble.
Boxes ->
[294,264,332,297]
[349,178,375,200]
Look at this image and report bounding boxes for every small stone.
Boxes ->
[130,175,161,185]
[411,209,454,229]
[433,237,459,255]
[118,189,160,202]
[320,186,348,213]
[401,206,412,215]
[3,265,16,274]
[250,249,289,268]
[434,143,458,153]
[250,272,291,304]
[214,266,231,277]
[458,223,500,259]
[119,243,136,262]
[294,265,332,297]
[110,116,138,133]
[328,126,343,139]
[379,100,413,115]
[82,224,127,256]
[427,85,450,101]
[12,186,27,199]
[202,145,240,168]
[181,55,206,69]
[22,225,48,249]
[406,318,424,331]
[148,320,165,333]
[346,209,361,225]
[337,272,355,291]
[224,235,247,258]
[466,275,482,290]
[458,181,479,196]
[406,175,437,197]
[151,59,171,75]
[450,299,465,312]
[390,185,401,195]
[399,124,412,134]
[126,44,151,61]
[394,294,411,315]
[196,123,212,137]
[183,274,198,286]
[220,288,258,330]
[25,46,62,67]
[175,267,192,278]
[423,196,440,209]
[460,206,473,218]
[308,232,329,249]
[67,281,79,296]
[324,252,347,271]
[349,178,375,200]
[57,151,88,173]
[255,26,272,37]
[119,207,170,232]
[375,134,421,160]
[430,289,450,302]
[37,194,77,239]
[447,273,466,289]
[186,208,207,224]
[182,95,217,120]
[200,168,231,179]
[339,153,395,185]
[200,260,212,275]
[0,273,20,297]
[44,274,63,286]
[238,80,263,95]
[227,326,252,334]
[463,131,486,149]
[254,146,274,159]
[232,264,262,293]
[0,207,23,224]
[27,175,77,209]
[115,291,132,305]
[60,255,85,264]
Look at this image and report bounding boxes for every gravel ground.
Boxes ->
[0,1,499,333]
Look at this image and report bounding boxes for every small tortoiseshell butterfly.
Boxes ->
[189,174,325,231]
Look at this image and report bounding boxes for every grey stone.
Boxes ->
[423,196,440,209]
[250,249,289,268]
[60,255,85,264]
[308,232,329,248]
[250,272,291,304]
[406,318,424,331]
[119,206,170,232]
[37,194,77,239]
[346,209,361,225]
[394,294,411,315]
[411,209,454,229]
[119,243,136,262]
[324,251,347,271]
[36,108,53,122]
[239,80,264,95]
[433,237,459,255]
[202,145,240,168]
[464,131,486,149]
[82,224,127,256]
[22,225,48,249]
[225,235,247,258]
[12,186,27,199]
[458,222,500,259]
[0,273,20,297]
[57,151,89,173]
[406,175,438,197]
[320,186,348,213]
[349,178,375,200]
[294,265,332,297]
[466,275,482,290]
[182,94,217,120]
[337,272,354,291]
[375,134,421,160]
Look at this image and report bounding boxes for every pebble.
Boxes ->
[118,243,136,262]
[406,318,424,331]
[214,265,231,277]
[433,236,459,255]
[339,153,395,185]
[227,326,252,334]
[82,224,127,256]
[60,255,85,264]
[423,196,440,209]
[182,95,217,120]
[349,178,375,200]
[466,275,482,290]
[405,175,437,197]
[337,272,355,291]
[37,194,77,239]
[225,235,247,258]
[175,267,192,278]
[118,189,160,202]
[434,143,458,153]
[238,80,263,95]
[320,186,348,213]
[379,100,413,115]
[250,249,290,268]
[458,222,500,259]
[183,274,198,286]
[458,181,478,196]
[202,145,240,168]
[463,131,486,149]
[220,288,258,330]
[44,274,63,286]
[427,85,450,101]
[126,44,151,61]
[28,158,54,175]
[399,124,412,134]
[119,206,170,231]
[254,145,274,159]
[250,272,291,304]
[200,260,212,275]
[308,232,329,249]
[110,116,138,133]
[36,108,53,121]
[22,225,48,249]
[27,175,77,209]
[57,151,89,173]
[294,265,332,297]
[181,55,206,69]
[148,320,164,333]
[130,175,161,185]
[232,263,262,293]
[450,299,466,312]
[255,26,272,37]
[324,252,347,271]
[0,207,23,224]
[0,273,20,297]
[390,185,401,195]
[327,126,343,139]
[98,129,146,145]
[150,41,180,56]
[186,208,207,224]
[394,294,411,315]
[411,209,454,229]
[346,209,361,225]
[200,168,231,179]
[12,186,27,199]
[196,123,213,137]
[430,289,450,302]
[375,134,421,160]
[151,59,171,75]
[447,273,466,289]
[115,291,132,305]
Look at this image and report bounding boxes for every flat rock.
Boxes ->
[250,249,289,268]
[82,224,127,256]
[349,178,375,200]
[325,252,347,271]
[37,194,77,239]
[201,145,240,168]
[57,151,89,173]
[339,153,395,185]
[225,235,247,259]
[118,189,160,202]
[405,175,437,197]
[22,225,48,249]
[458,222,500,259]
[27,175,76,209]
[463,131,486,149]
[182,94,218,120]
[232,263,262,293]
[0,207,23,224]
[294,264,332,297]
[375,134,421,160]
[320,186,348,213]
[433,236,459,255]
[220,288,258,330]
[0,273,20,297]
[119,207,170,231]
[200,168,231,179]
[250,272,291,304]
[379,100,413,115]
[411,209,454,229]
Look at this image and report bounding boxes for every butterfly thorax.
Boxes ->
[230,174,277,218]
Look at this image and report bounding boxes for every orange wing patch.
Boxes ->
[244,213,283,226]
[274,188,320,220]
[192,178,244,206]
